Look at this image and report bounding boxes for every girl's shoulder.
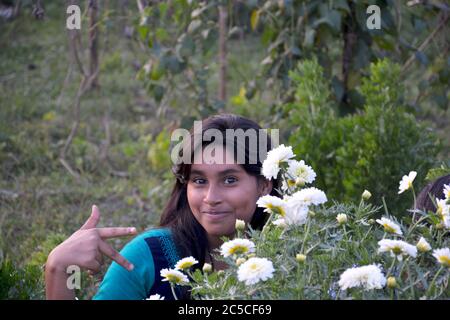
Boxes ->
[132,227,172,242]
[126,226,180,268]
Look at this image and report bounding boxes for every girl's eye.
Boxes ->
[192,178,206,184]
[224,177,237,184]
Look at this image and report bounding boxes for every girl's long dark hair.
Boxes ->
[159,114,280,271]
[416,174,450,213]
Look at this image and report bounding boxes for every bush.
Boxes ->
[284,58,441,216]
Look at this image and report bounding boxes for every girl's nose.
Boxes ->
[203,184,222,205]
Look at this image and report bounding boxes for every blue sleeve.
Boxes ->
[93,231,156,300]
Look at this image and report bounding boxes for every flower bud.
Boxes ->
[336,213,348,225]
[309,210,316,218]
[387,277,397,289]
[202,263,212,273]
[362,190,372,200]
[235,258,246,266]
[296,253,307,263]
[235,219,246,231]
[368,219,375,225]
[416,237,431,253]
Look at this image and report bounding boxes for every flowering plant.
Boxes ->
[153,146,449,300]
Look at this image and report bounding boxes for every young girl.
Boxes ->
[45,113,281,300]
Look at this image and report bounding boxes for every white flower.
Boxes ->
[432,248,450,267]
[287,160,316,185]
[336,213,348,225]
[376,217,403,235]
[338,264,386,290]
[146,294,165,300]
[256,195,287,216]
[284,204,309,226]
[237,257,275,285]
[416,237,432,253]
[220,239,255,258]
[378,239,417,261]
[288,187,327,207]
[160,268,189,284]
[435,198,450,229]
[175,256,198,270]
[443,184,450,200]
[398,171,417,194]
[261,144,295,180]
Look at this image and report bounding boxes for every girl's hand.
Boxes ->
[46,205,137,274]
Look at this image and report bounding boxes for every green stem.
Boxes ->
[300,218,311,254]
[426,266,444,298]
[170,284,179,300]
[386,257,397,278]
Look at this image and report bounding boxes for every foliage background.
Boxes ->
[0,0,448,299]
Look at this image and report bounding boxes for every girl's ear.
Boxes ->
[258,178,273,197]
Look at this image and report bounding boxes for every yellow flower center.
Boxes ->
[438,256,450,267]
[383,224,396,234]
[166,274,183,284]
[229,245,249,255]
[392,246,403,255]
[178,262,193,270]
[267,204,285,217]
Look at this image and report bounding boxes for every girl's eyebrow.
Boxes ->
[190,168,242,176]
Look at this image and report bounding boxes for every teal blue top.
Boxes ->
[93,227,181,300]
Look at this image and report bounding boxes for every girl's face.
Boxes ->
[187,149,272,245]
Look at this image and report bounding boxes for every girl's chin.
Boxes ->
[203,224,235,238]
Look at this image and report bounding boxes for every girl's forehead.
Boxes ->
[190,162,244,175]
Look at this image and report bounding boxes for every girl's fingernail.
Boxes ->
[129,264,134,271]
[129,227,136,233]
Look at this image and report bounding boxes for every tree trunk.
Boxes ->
[88,0,99,89]
[218,3,228,102]
[341,1,357,114]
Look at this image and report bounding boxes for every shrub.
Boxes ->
[284,58,441,216]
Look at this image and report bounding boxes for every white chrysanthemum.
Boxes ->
[378,239,417,261]
[175,256,199,270]
[398,171,417,194]
[261,144,295,180]
[376,217,403,235]
[443,184,450,200]
[432,248,450,267]
[146,294,165,300]
[288,187,327,207]
[287,160,316,185]
[220,239,256,258]
[284,204,309,226]
[338,264,386,291]
[435,198,450,229]
[256,195,287,216]
[416,237,432,253]
[237,257,275,285]
[160,268,189,284]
